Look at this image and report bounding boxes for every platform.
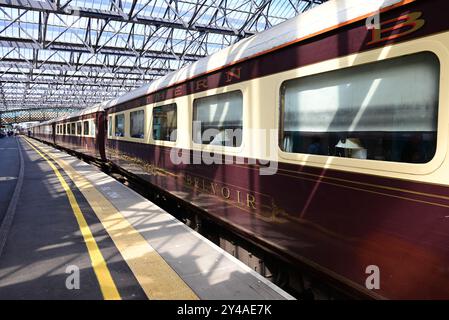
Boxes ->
[0,136,293,300]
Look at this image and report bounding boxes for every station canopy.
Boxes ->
[0,0,326,123]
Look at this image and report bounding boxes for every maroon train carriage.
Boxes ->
[31,120,55,145]
[52,105,106,161]
[31,105,106,161]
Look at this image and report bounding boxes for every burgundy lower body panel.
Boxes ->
[105,139,449,299]
[55,136,101,160]
[34,133,53,144]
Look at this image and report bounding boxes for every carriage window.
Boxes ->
[77,122,82,135]
[115,114,125,137]
[153,104,176,141]
[193,91,243,147]
[90,120,96,136]
[63,124,66,135]
[130,110,145,139]
[71,123,76,135]
[108,116,112,137]
[83,121,89,136]
[280,52,440,164]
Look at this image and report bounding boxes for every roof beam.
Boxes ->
[0,70,152,81]
[0,0,254,36]
[0,76,144,87]
[0,58,174,75]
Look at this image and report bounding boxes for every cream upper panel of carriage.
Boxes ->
[106,31,449,184]
[102,0,404,111]
[53,103,103,136]
[107,82,248,153]
[269,32,449,183]
[193,40,445,177]
[56,118,96,137]
[38,124,53,135]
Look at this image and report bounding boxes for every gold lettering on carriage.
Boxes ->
[145,66,243,105]
[184,174,257,210]
[225,67,241,83]
[367,11,425,45]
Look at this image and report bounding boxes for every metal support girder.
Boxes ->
[0,70,151,81]
[0,0,255,36]
[0,76,143,87]
[0,59,174,75]
[0,37,206,61]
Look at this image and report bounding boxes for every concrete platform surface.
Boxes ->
[0,136,293,300]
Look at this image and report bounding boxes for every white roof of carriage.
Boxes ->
[41,103,106,125]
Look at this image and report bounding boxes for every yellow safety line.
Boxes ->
[22,138,121,300]
[25,137,198,300]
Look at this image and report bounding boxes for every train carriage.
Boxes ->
[53,105,106,161]
[31,120,55,145]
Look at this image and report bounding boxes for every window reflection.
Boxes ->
[130,110,145,139]
[193,91,243,147]
[153,104,177,141]
[83,121,89,136]
[115,114,125,137]
[280,52,439,164]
